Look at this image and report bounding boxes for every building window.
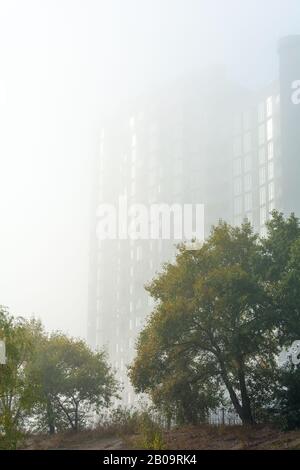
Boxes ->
[259,147,265,165]
[269,182,275,201]
[259,167,266,186]
[233,137,242,157]
[244,154,252,173]
[243,110,252,131]
[245,212,253,224]
[268,141,274,160]
[267,119,273,141]
[234,197,242,215]
[244,174,252,192]
[258,102,265,123]
[258,125,265,145]
[268,161,274,180]
[132,134,137,148]
[260,187,266,206]
[260,206,267,226]
[234,177,242,196]
[245,193,252,211]
[266,96,273,117]
[243,132,252,153]
[233,158,242,176]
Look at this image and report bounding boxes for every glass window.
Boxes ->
[258,125,265,145]
[260,187,266,206]
[234,197,242,215]
[260,206,267,226]
[258,102,265,123]
[259,147,265,165]
[244,173,252,192]
[234,177,242,196]
[269,182,275,201]
[268,141,274,160]
[268,161,274,180]
[245,212,253,224]
[233,158,242,176]
[267,119,273,141]
[244,154,252,173]
[233,137,242,157]
[245,193,252,211]
[243,110,251,131]
[266,97,273,117]
[243,132,252,153]
[259,166,266,186]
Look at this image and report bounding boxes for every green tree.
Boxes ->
[29,333,119,433]
[0,308,42,449]
[262,213,300,344]
[129,221,278,425]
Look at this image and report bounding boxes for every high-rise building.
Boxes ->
[88,37,300,403]
[88,71,243,403]
[232,35,300,234]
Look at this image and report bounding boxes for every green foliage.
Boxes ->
[0,306,119,448]
[134,412,165,450]
[272,364,300,430]
[0,308,43,448]
[28,333,119,433]
[129,218,289,425]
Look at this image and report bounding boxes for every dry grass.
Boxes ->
[163,424,300,450]
[21,424,300,450]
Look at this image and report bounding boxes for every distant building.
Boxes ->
[88,36,300,404]
[88,71,243,404]
[232,35,300,233]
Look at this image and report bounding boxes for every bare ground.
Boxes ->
[22,425,300,450]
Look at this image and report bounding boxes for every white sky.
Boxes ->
[0,0,299,338]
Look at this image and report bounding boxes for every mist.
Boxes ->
[0,0,299,338]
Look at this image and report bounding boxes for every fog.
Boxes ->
[0,0,299,338]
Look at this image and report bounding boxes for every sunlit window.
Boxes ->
[267,119,273,141]
[266,97,273,117]
[267,141,274,160]
[268,161,274,180]
[269,182,275,201]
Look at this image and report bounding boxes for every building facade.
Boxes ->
[232,35,300,233]
[88,36,300,404]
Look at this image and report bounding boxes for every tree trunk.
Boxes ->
[46,399,55,435]
[237,364,255,425]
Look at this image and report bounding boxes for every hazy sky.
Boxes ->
[0,0,299,338]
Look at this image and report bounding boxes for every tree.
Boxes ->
[0,308,42,449]
[29,333,118,433]
[262,213,300,344]
[129,221,279,425]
